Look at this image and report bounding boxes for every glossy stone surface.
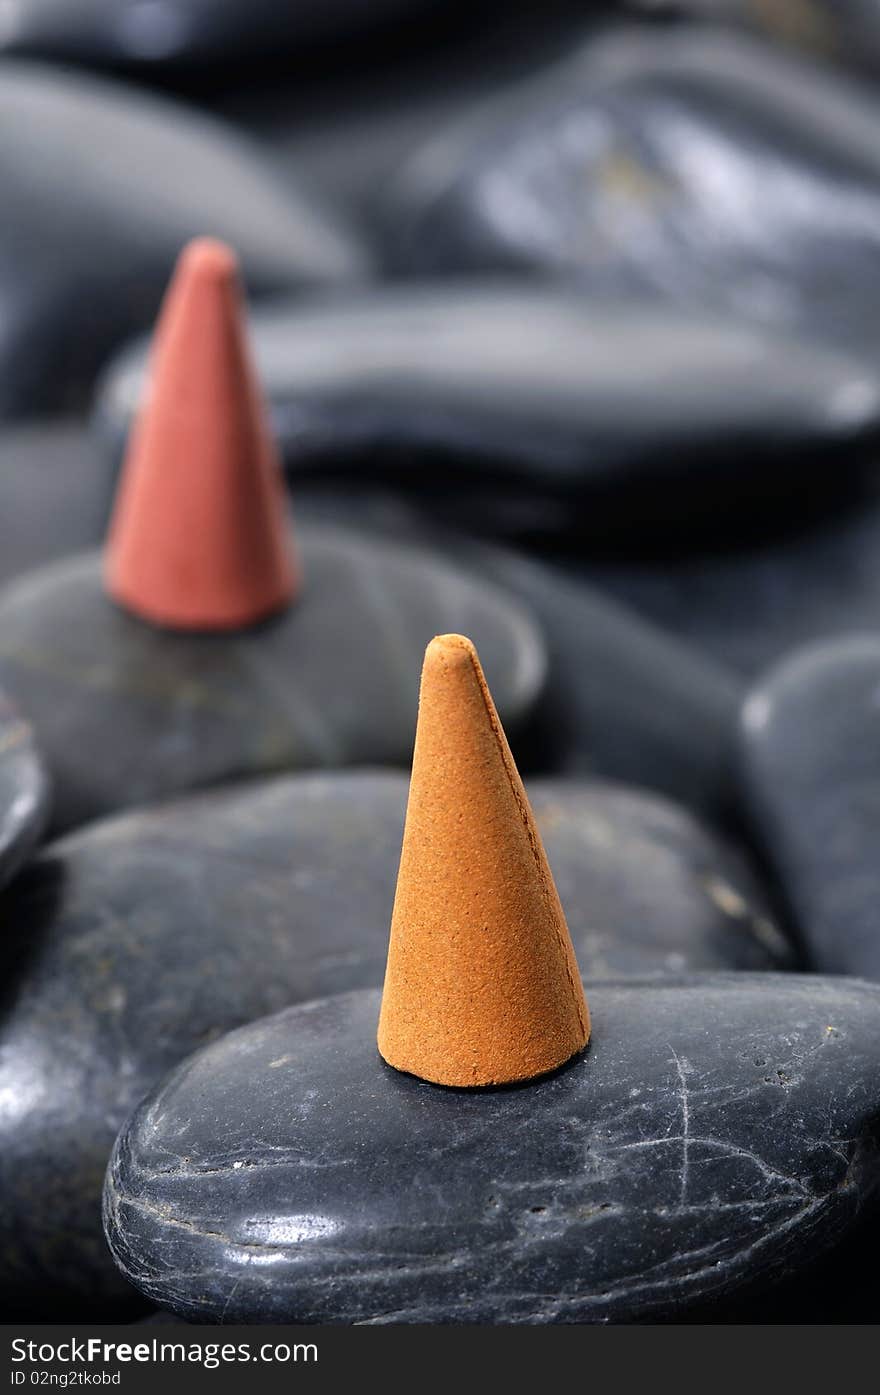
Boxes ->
[0,0,438,68]
[104,975,880,1323]
[93,284,880,541]
[0,523,542,834]
[0,686,49,890]
[384,25,880,343]
[0,423,111,586]
[0,770,783,1315]
[0,61,368,418]
[739,635,880,977]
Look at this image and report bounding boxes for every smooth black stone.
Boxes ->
[0,686,49,891]
[383,25,880,345]
[0,61,368,419]
[0,0,445,69]
[739,635,880,977]
[92,283,880,542]
[216,7,592,222]
[0,770,784,1315]
[449,541,743,822]
[104,975,880,1323]
[581,469,880,678]
[0,524,542,834]
[0,423,111,587]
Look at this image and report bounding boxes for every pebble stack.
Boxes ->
[2,4,880,1329]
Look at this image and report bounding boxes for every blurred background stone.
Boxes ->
[740,636,880,977]
[0,424,109,586]
[0,61,369,419]
[630,0,880,82]
[580,467,880,676]
[0,0,545,73]
[382,25,880,348]
[93,284,880,545]
[0,525,544,832]
[0,686,49,891]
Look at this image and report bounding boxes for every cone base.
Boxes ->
[104,574,296,634]
[377,1023,590,1089]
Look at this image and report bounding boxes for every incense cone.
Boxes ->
[378,634,590,1086]
[104,237,297,630]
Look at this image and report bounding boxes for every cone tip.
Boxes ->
[176,236,239,287]
[425,633,480,670]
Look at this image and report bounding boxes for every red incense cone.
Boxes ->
[378,633,590,1087]
[104,237,298,630]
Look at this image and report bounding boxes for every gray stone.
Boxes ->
[0,686,49,891]
[739,635,880,977]
[104,974,880,1322]
[0,61,368,418]
[582,470,880,678]
[0,771,784,1316]
[215,7,590,222]
[637,0,880,82]
[92,284,880,542]
[0,523,543,833]
[383,25,880,346]
[0,423,111,587]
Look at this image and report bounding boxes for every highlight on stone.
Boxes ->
[377,633,590,1087]
[104,236,298,631]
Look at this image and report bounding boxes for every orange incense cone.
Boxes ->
[378,633,590,1087]
[104,237,298,630]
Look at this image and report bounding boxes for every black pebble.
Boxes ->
[0,686,49,890]
[93,283,880,544]
[0,61,369,418]
[739,634,880,976]
[0,770,785,1316]
[104,974,880,1323]
[382,25,880,347]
